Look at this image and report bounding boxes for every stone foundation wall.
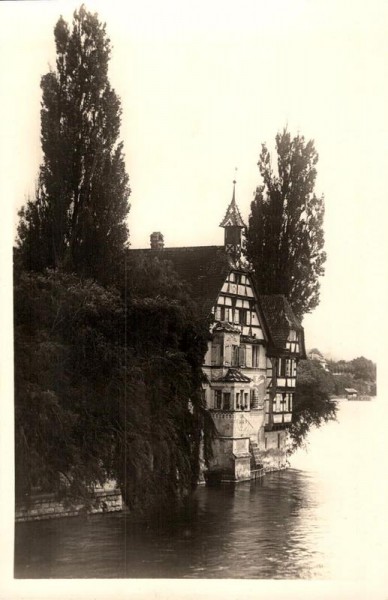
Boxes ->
[233,456,251,481]
[259,430,289,471]
[208,438,234,472]
[15,487,123,522]
[204,426,290,483]
[259,448,288,471]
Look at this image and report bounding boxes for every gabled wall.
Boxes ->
[202,269,293,481]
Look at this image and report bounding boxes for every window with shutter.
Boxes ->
[245,345,252,367]
[252,346,259,367]
[232,345,239,366]
[211,345,220,365]
[239,345,246,367]
[277,359,286,377]
[251,387,259,409]
[259,345,266,368]
[224,343,232,365]
[285,359,291,377]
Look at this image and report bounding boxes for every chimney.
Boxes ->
[150,231,164,250]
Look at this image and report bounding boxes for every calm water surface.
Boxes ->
[14,399,388,580]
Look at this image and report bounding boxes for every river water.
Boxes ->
[14,398,388,581]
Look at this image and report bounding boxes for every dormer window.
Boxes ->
[287,329,300,353]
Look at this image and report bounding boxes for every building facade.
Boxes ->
[307,348,329,371]
[133,183,306,483]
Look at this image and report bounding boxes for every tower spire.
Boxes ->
[220,177,245,261]
[232,178,236,204]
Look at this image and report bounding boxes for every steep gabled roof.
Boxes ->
[130,246,306,358]
[130,246,232,316]
[219,184,245,228]
[258,294,307,358]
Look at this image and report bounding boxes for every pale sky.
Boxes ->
[1,0,387,362]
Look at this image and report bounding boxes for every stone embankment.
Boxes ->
[15,483,122,522]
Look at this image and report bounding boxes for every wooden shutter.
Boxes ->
[211,345,220,365]
[239,345,246,367]
[224,343,232,365]
[245,345,252,367]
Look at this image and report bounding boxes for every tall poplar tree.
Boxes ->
[245,129,326,320]
[17,5,130,283]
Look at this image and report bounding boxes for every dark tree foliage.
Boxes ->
[328,356,376,382]
[289,360,337,451]
[331,373,356,397]
[327,356,377,396]
[14,266,210,514]
[13,6,213,517]
[245,129,326,320]
[16,6,130,284]
[14,270,126,501]
[349,356,376,382]
[123,251,214,503]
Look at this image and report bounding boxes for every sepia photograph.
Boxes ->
[0,0,387,598]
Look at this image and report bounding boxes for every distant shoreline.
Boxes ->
[332,395,372,402]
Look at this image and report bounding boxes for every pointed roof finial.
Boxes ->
[231,166,238,203]
[219,170,244,228]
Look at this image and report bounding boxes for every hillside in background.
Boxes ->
[328,356,376,396]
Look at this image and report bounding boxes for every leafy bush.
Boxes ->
[289,359,337,451]
[14,265,210,515]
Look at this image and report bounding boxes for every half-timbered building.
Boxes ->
[132,182,306,482]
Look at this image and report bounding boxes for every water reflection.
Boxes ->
[14,400,388,580]
[15,470,329,579]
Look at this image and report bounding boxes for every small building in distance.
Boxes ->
[344,387,358,400]
[131,182,306,482]
[307,348,329,371]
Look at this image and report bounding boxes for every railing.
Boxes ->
[250,467,265,480]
